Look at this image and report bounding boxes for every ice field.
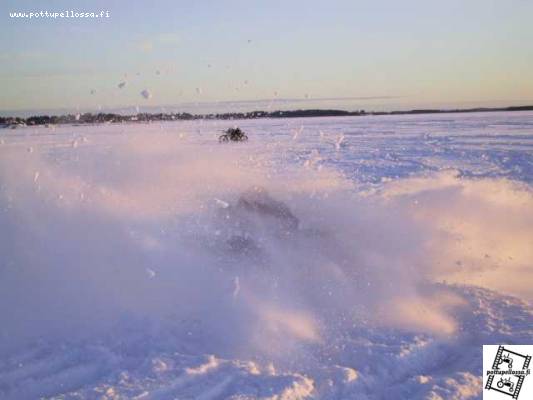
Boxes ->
[0,111,532,399]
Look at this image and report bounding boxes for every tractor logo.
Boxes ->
[484,345,531,399]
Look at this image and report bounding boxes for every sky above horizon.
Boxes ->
[1,0,532,114]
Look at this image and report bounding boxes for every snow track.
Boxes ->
[0,286,529,399]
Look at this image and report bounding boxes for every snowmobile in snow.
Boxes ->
[212,186,300,258]
[219,127,248,142]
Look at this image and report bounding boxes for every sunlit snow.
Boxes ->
[0,111,531,399]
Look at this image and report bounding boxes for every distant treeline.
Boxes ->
[1,105,532,127]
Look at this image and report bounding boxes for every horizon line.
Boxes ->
[2,104,532,125]
[2,97,533,117]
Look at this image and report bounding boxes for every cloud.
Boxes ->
[136,39,154,52]
[135,32,180,53]
[156,32,181,44]
[0,51,43,62]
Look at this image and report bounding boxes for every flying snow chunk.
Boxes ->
[292,125,304,141]
[214,198,229,208]
[118,81,127,89]
[140,89,152,99]
[90,89,96,95]
[335,134,345,151]
[146,268,156,279]
[233,276,240,299]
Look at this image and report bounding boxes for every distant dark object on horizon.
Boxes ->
[1,105,533,128]
[219,127,248,142]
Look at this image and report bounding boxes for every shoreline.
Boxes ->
[1,105,532,128]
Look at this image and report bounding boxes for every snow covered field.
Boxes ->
[0,111,532,399]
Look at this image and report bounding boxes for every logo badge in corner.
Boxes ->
[484,345,532,399]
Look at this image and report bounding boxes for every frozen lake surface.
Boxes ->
[0,112,532,399]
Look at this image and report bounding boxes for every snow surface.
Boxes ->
[0,112,532,399]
